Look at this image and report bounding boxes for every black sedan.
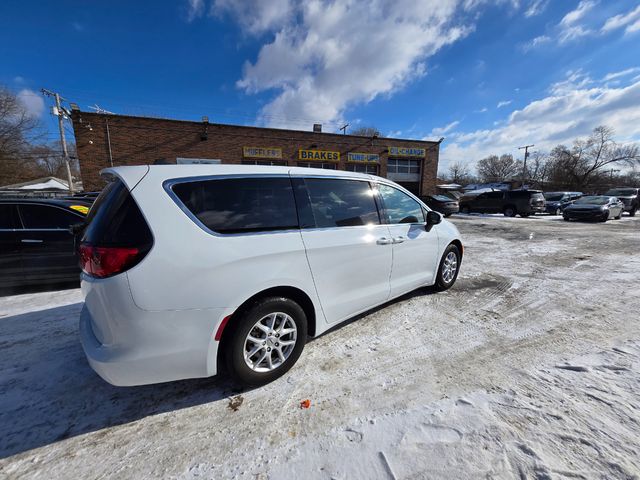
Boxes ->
[421,195,459,217]
[563,196,624,222]
[0,198,90,288]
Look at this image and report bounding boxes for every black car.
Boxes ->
[421,195,459,217]
[563,196,624,222]
[0,198,90,288]
[459,189,545,217]
[604,187,639,216]
[543,191,583,215]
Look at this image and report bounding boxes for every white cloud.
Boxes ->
[439,70,640,172]
[497,100,512,108]
[230,0,478,128]
[211,0,294,34]
[559,0,596,27]
[603,67,640,82]
[17,89,44,118]
[521,34,551,51]
[428,120,460,138]
[524,0,548,18]
[475,107,488,113]
[601,4,640,34]
[186,0,205,22]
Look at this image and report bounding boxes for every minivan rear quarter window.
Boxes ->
[172,177,298,234]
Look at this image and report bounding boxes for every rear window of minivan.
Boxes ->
[171,177,298,234]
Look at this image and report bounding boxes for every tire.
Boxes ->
[629,208,637,217]
[434,244,461,291]
[224,297,307,386]
[520,212,530,218]
[600,212,609,222]
[563,216,570,222]
[503,206,517,217]
[460,206,470,214]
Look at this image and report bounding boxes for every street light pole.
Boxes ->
[42,89,74,194]
[518,144,534,189]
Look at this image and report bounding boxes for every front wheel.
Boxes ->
[504,206,516,217]
[434,244,461,291]
[224,297,307,386]
[629,208,637,217]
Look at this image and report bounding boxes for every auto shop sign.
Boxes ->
[298,150,340,161]
[388,146,426,157]
[243,147,283,159]
[347,152,380,162]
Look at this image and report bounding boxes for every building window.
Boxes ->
[297,162,337,170]
[241,160,287,166]
[346,163,379,175]
[387,159,421,174]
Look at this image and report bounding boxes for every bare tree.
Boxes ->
[477,154,523,182]
[525,152,550,189]
[547,126,639,190]
[350,126,382,137]
[0,87,42,185]
[447,161,471,184]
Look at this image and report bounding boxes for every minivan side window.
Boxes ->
[18,204,82,229]
[378,184,425,224]
[172,177,298,234]
[303,178,380,228]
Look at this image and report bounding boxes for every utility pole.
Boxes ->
[518,144,534,189]
[42,89,74,194]
[339,124,349,135]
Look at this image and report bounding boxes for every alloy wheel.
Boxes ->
[243,312,297,372]
[442,251,458,284]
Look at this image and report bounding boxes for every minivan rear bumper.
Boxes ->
[80,274,230,386]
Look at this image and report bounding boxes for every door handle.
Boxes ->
[376,237,392,245]
[392,236,406,244]
[21,239,43,243]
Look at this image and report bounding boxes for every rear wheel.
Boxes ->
[504,206,517,217]
[434,244,461,291]
[224,297,307,386]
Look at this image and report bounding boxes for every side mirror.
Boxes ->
[426,210,442,227]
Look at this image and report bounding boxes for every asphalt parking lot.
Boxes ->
[1,214,639,479]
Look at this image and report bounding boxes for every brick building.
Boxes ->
[70,110,441,195]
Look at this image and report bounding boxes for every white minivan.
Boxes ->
[79,165,463,386]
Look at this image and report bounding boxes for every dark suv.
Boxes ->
[459,190,545,217]
[604,188,639,216]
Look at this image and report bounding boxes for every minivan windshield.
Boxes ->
[605,188,636,196]
[575,196,609,205]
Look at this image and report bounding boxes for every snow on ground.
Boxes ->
[1,215,639,479]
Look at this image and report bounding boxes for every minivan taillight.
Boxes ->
[79,244,143,278]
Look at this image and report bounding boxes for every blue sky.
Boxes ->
[2,0,640,171]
